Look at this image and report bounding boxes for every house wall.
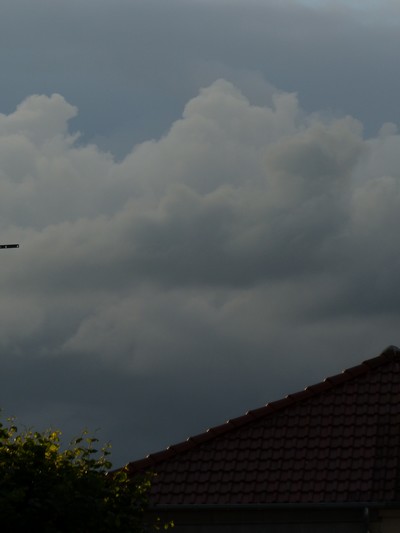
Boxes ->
[370,510,400,533]
[150,507,366,533]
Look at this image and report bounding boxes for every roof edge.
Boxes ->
[150,501,400,511]
[128,345,400,473]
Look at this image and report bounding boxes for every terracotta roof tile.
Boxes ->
[128,346,400,505]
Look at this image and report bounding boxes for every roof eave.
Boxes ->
[128,345,400,473]
[149,501,400,511]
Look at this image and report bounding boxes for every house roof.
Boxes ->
[128,346,400,506]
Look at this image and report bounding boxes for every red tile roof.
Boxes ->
[128,346,400,506]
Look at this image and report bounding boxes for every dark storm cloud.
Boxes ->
[1,78,400,463]
[1,0,400,466]
[0,82,365,291]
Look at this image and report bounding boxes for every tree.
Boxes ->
[0,417,152,533]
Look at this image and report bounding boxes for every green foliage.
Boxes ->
[0,418,150,533]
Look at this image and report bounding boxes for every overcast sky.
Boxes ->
[1,0,400,466]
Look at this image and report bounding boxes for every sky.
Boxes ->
[1,0,400,467]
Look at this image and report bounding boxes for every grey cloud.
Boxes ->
[2,0,400,465]
[0,79,394,304]
[0,94,77,143]
[0,81,363,295]
[0,95,114,229]
[1,0,400,158]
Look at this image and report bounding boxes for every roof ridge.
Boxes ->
[128,345,400,472]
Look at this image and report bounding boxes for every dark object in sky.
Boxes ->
[0,244,19,249]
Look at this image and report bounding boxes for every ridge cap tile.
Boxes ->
[305,381,331,394]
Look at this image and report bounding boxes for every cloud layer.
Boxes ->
[1,79,400,464]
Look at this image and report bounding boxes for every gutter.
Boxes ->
[150,501,400,511]
[150,502,400,531]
